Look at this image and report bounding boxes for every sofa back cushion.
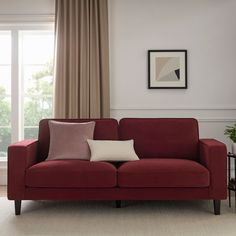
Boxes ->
[38,119,119,162]
[119,118,199,160]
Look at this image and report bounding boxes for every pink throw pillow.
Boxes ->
[46,120,95,161]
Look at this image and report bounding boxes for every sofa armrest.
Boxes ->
[8,139,39,200]
[199,139,227,199]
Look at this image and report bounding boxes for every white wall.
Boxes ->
[109,0,236,150]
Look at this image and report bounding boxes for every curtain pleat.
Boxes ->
[54,0,110,118]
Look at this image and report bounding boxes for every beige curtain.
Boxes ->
[54,0,110,118]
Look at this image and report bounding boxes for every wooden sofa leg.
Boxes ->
[213,200,221,215]
[15,200,22,215]
[116,200,121,208]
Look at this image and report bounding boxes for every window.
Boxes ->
[0,31,11,159]
[21,31,54,139]
[0,25,54,160]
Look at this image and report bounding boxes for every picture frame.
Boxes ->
[148,50,187,89]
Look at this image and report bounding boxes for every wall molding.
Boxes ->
[197,118,236,123]
[110,107,236,123]
[110,107,236,111]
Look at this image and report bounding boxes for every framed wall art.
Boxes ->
[148,50,187,89]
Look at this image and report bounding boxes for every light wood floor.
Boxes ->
[0,186,7,197]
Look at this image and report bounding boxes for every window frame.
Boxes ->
[0,23,54,161]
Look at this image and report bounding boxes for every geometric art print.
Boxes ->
[148,50,187,89]
[155,57,180,81]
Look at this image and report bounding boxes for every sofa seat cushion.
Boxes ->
[26,160,117,188]
[118,159,209,188]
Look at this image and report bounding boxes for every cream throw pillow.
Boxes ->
[87,139,139,162]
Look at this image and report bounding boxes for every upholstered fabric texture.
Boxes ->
[88,139,139,162]
[199,139,227,199]
[7,118,227,203]
[26,160,117,188]
[46,121,95,160]
[119,118,199,160]
[118,159,210,188]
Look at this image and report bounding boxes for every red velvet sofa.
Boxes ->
[8,118,227,215]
